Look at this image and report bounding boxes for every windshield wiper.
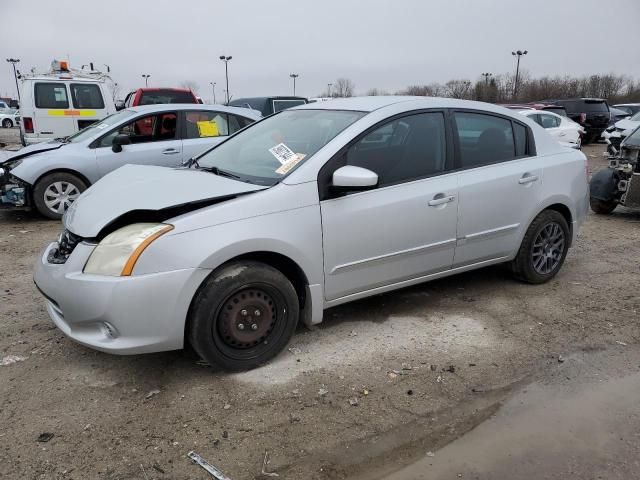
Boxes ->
[199,165,242,180]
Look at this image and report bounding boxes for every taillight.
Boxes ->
[580,113,586,124]
[23,117,33,133]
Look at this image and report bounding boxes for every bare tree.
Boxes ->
[332,78,355,97]
[180,80,200,94]
[445,79,473,99]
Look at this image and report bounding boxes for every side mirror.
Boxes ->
[112,134,131,153]
[331,165,378,192]
[115,100,125,111]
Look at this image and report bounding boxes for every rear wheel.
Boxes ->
[32,172,87,220]
[2,119,12,128]
[511,210,570,284]
[590,197,617,215]
[188,261,300,371]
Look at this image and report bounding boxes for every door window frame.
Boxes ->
[449,109,536,172]
[317,108,454,201]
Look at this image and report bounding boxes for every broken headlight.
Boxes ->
[83,223,173,276]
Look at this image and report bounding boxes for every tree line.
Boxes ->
[323,73,640,105]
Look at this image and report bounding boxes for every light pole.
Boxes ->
[142,74,151,87]
[327,83,332,98]
[511,50,527,98]
[6,58,20,101]
[209,82,216,104]
[481,72,492,85]
[219,55,232,104]
[289,73,299,96]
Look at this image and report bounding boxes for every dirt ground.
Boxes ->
[0,142,639,480]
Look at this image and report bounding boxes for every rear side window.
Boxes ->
[539,114,560,128]
[35,83,69,109]
[70,84,105,109]
[139,90,196,105]
[184,111,231,138]
[454,112,517,168]
[345,112,447,186]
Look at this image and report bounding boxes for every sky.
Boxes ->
[1,0,639,103]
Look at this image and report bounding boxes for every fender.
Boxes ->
[589,168,619,201]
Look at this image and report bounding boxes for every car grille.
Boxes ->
[47,229,82,264]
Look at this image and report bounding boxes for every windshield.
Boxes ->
[194,109,365,185]
[624,125,640,146]
[67,110,135,143]
[629,111,640,122]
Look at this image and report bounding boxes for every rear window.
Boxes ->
[582,101,609,113]
[139,90,196,105]
[558,100,608,113]
[71,83,105,109]
[35,83,69,109]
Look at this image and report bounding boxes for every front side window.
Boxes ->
[71,84,105,109]
[35,83,69,109]
[195,109,365,185]
[98,112,177,147]
[454,112,517,167]
[69,110,135,144]
[344,112,447,186]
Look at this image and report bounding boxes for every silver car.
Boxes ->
[33,97,589,370]
[0,104,260,218]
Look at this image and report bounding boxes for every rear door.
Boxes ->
[33,82,74,140]
[69,82,109,133]
[94,111,182,176]
[181,110,254,162]
[453,110,543,267]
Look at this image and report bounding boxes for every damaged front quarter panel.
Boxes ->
[0,167,31,209]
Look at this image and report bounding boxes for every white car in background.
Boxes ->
[518,109,584,149]
[0,109,20,129]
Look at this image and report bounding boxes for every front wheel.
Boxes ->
[511,210,570,284]
[590,197,617,214]
[188,261,300,371]
[32,172,87,220]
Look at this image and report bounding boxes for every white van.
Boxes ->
[19,61,116,145]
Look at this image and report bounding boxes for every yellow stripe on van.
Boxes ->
[47,110,97,117]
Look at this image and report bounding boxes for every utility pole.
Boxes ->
[6,58,20,101]
[219,56,232,104]
[142,74,151,87]
[511,50,528,98]
[327,83,332,98]
[290,73,299,96]
[210,82,216,104]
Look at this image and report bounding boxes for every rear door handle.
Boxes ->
[428,194,455,206]
[162,148,180,155]
[518,174,539,185]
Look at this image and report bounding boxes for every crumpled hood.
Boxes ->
[614,119,640,135]
[64,164,267,238]
[0,141,63,165]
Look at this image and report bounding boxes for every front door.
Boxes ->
[320,111,458,301]
[95,111,182,176]
[452,110,543,266]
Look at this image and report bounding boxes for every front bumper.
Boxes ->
[33,241,211,354]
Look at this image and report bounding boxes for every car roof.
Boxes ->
[614,103,640,107]
[134,87,193,92]
[291,96,527,114]
[125,103,261,118]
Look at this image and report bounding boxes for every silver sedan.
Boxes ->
[34,96,589,370]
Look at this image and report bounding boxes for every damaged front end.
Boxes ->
[0,162,31,210]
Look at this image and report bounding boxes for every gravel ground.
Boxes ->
[0,143,638,479]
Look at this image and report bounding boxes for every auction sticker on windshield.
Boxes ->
[275,153,306,175]
[269,143,297,165]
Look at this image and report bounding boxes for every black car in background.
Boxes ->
[229,96,308,117]
[543,98,610,143]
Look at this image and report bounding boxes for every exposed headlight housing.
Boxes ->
[83,223,173,276]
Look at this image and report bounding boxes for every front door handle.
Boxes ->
[518,174,539,185]
[428,194,455,207]
[162,148,180,155]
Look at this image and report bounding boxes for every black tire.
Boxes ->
[32,172,88,220]
[511,210,570,284]
[188,261,300,371]
[590,197,617,215]
[2,119,12,128]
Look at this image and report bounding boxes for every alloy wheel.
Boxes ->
[531,222,565,275]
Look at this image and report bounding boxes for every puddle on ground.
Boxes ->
[232,314,505,385]
[385,365,640,480]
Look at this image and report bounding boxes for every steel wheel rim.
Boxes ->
[43,181,80,214]
[531,221,565,275]
[217,287,279,350]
